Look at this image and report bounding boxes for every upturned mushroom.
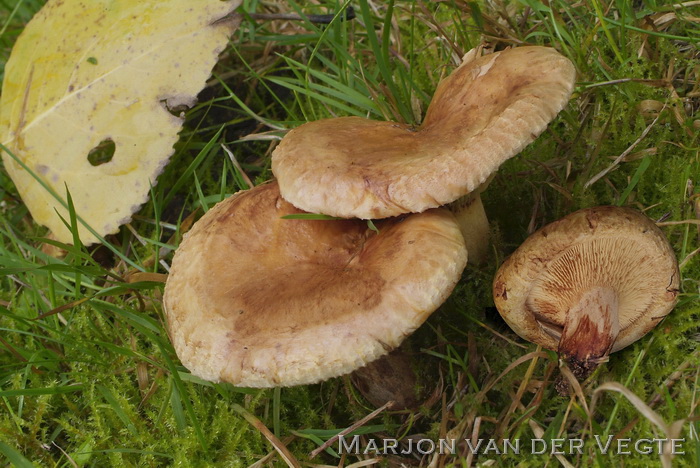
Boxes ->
[163,181,467,387]
[492,206,680,386]
[271,46,575,262]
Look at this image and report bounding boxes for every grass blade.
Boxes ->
[0,441,35,468]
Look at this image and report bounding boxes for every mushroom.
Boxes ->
[271,46,575,219]
[163,181,467,387]
[271,45,575,263]
[492,206,680,386]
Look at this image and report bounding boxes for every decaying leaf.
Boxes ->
[0,0,241,244]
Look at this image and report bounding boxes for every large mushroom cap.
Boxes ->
[163,182,467,388]
[271,46,576,219]
[493,206,680,361]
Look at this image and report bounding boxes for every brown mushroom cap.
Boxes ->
[271,46,576,219]
[163,181,467,387]
[493,206,679,368]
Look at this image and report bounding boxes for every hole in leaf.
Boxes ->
[160,98,190,117]
[87,139,115,166]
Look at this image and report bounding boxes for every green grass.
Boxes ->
[1,0,699,466]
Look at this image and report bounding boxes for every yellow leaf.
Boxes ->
[0,0,240,244]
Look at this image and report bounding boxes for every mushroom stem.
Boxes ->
[350,349,421,410]
[447,175,494,264]
[557,286,620,381]
[448,193,490,265]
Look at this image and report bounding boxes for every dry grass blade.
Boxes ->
[32,297,88,321]
[558,364,592,423]
[473,319,528,349]
[232,403,301,468]
[238,131,284,142]
[124,223,172,273]
[345,459,381,467]
[125,272,168,283]
[465,415,484,467]
[615,358,695,438]
[673,1,700,7]
[505,362,557,436]
[221,143,255,189]
[694,196,700,239]
[528,419,575,468]
[495,348,542,438]
[590,382,685,468]
[585,78,635,88]
[657,219,700,226]
[591,382,667,427]
[131,335,149,395]
[308,400,394,459]
[0,335,28,363]
[427,389,448,468]
[139,368,163,408]
[480,351,551,396]
[584,107,664,188]
[679,246,700,269]
[247,435,295,468]
[442,351,552,454]
[51,442,79,468]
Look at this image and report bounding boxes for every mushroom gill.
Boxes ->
[493,206,679,389]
